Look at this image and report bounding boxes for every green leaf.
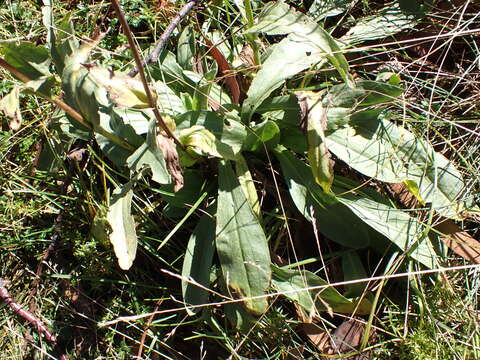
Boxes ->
[179,125,237,160]
[106,183,138,270]
[182,215,216,315]
[1,42,51,80]
[176,111,247,155]
[216,161,271,315]
[154,81,187,115]
[177,25,195,70]
[337,194,438,268]
[274,147,377,249]
[326,114,470,219]
[342,251,368,298]
[272,265,371,315]
[127,120,171,185]
[0,86,22,130]
[242,120,280,151]
[308,0,355,21]
[342,3,420,44]
[235,154,261,220]
[296,91,334,192]
[242,1,352,121]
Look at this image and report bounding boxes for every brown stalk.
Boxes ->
[110,0,183,150]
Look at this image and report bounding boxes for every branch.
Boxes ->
[128,0,202,77]
[110,0,184,150]
[0,279,67,359]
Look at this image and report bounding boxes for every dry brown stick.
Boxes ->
[0,279,67,359]
[135,299,164,359]
[127,0,202,77]
[110,0,183,150]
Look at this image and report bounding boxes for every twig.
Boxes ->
[110,0,183,149]
[127,0,202,77]
[0,279,67,359]
[135,299,163,359]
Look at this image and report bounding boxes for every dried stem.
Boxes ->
[0,280,67,359]
[127,0,202,77]
[110,0,184,149]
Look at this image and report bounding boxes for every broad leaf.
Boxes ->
[342,3,420,44]
[177,25,195,70]
[337,194,438,268]
[176,111,247,155]
[216,161,271,315]
[1,42,51,80]
[127,119,171,185]
[235,154,261,220]
[342,251,368,298]
[182,215,216,315]
[326,114,470,219]
[308,0,356,21]
[107,184,138,270]
[272,265,372,315]
[242,1,352,121]
[243,120,280,152]
[179,125,237,160]
[275,147,377,249]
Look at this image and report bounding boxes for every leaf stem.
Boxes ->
[243,0,261,66]
[110,0,184,150]
[0,57,135,151]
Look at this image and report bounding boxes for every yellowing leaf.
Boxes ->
[85,65,154,108]
[0,86,22,130]
[107,185,138,270]
[296,91,334,193]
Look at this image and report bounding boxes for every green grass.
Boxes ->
[1,0,480,359]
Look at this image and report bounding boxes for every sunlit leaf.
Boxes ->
[216,161,271,315]
[0,86,22,130]
[106,184,138,270]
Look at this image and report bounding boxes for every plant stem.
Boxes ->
[128,0,202,77]
[243,0,261,66]
[0,57,135,152]
[110,0,184,150]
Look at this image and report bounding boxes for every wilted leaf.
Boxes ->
[435,220,480,264]
[156,131,183,192]
[182,215,216,315]
[216,161,271,315]
[331,318,372,359]
[296,91,334,192]
[203,36,240,104]
[106,184,138,270]
[85,65,153,108]
[0,86,22,130]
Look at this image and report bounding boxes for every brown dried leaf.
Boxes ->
[331,318,371,360]
[435,220,480,264]
[156,132,183,192]
[238,44,255,67]
[202,36,240,104]
[301,323,331,352]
